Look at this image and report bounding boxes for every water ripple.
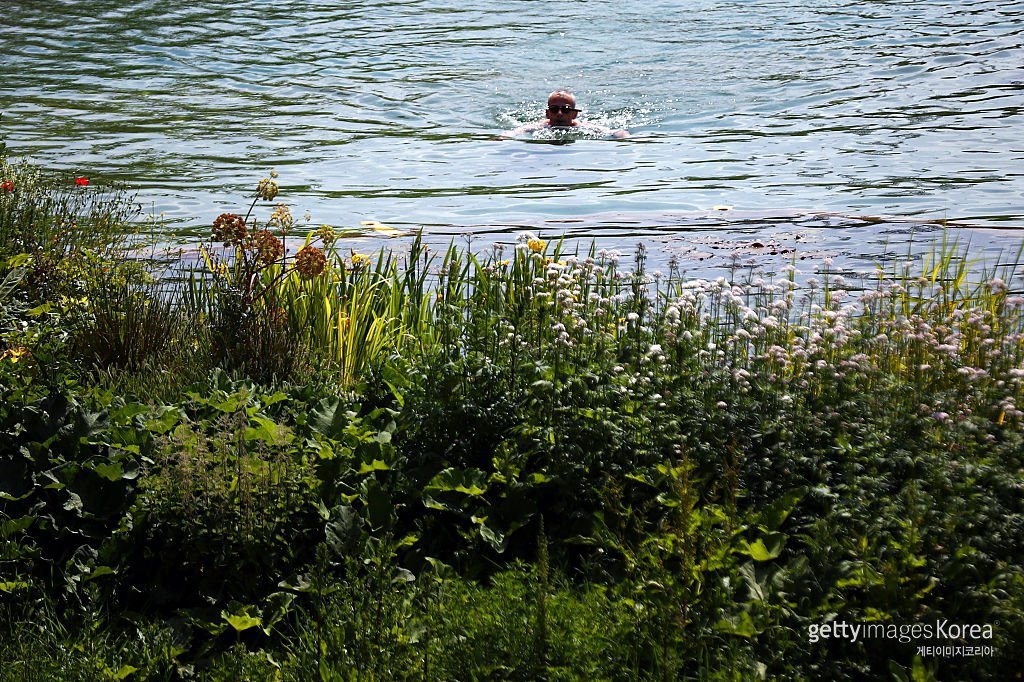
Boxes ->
[1,0,1022,261]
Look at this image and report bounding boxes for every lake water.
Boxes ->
[2,0,1023,275]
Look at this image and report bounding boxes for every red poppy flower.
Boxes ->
[74,177,89,187]
[1,180,13,192]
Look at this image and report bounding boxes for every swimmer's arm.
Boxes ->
[579,122,631,139]
[499,120,547,138]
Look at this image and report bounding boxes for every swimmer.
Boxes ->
[502,90,630,139]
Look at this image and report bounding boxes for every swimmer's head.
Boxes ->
[546,90,579,127]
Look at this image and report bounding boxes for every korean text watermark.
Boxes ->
[808,620,994,657]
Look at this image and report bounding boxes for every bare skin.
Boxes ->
[503,90,630,139]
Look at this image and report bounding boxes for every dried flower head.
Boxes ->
[212,212,247,245]
[257,173,279,201]
[295,245,327,279]
[268,203,293,231]
[252,229,284,264]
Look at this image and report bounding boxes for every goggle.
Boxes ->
[548,104,580,114]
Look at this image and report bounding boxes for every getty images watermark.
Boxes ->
[808,620,995,657]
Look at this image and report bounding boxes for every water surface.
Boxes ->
[2,0,1022,273]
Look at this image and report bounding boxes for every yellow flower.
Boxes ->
[1,347,29,363]
[528,238,546,254]
[351,252,372,268]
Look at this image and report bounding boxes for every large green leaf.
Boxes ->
[741,532,787,562]
[423,468,489,512]
[310,398,351,440]
[85,565,116,581]
[92,462,123,482]
[110,665,138,680]
[714,610,757,638]
[756,486,806,531]
[209,391,249,414]
[222,609,262,632]
[107,402,149,425]
[363,479,394,531]
[0,515,35,539]
[426,468,488,496]
[245,415,289,445]
[476,516,507,553]
[358,459,391,474]
[260,592,296,635]
[74,409,109,440]
[0,581,31,593]
[261,391,288,408]
[326,506,359,556]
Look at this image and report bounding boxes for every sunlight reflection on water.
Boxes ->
[1,0,1021,272]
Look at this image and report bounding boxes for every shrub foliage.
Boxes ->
[2,158,1022,679]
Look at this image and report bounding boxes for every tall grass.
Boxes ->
[0,156,138,300]
[274,237,436,385]
[173,176,1022,414]
[177,199,1024,438]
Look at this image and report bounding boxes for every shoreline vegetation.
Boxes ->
[2,152,1023,680]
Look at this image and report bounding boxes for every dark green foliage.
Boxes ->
[118,382,324,611]
[2,149,1023,679]
[204,286,307,385]
[74,273,194,373]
